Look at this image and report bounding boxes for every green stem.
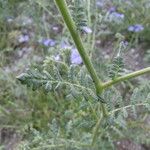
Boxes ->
[53,0,150,148]
[91,104,103,146]
[54,0,108,146]
[109,103,148,115]
[102,67,150,89]
[54,0,103,93]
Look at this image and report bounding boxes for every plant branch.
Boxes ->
[109,103,149,115]
[91,105,103,146]
[54,0,103,93]
[102,67,150,89]
[54,1,108,146]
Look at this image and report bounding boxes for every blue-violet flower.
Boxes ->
[70,48,82,65]
[128,24,144,32]
[40,38,56,47]
[18,35,29,43]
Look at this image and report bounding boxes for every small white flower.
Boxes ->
[81,26,92,34]
[54,55,60,61]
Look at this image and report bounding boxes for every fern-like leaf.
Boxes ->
[70,0,92,34]
[108,56,124,80]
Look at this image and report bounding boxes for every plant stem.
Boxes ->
[54,0,103,93]
[102,67,150,89]
[54,0,109,146]
[54,0,150,148]
[109,103,148,115]
[91,104,103,146]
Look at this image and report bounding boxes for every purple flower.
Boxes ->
[108,12,124,24]
[128,24,144,32]
[96,1,104,8]
[133,24,144,32]
[108,6,116,13]
[128,26,135,32]
[18,35,29,43]
[112,12,124,19]
[70,48,82,65]
[40,38,56,47]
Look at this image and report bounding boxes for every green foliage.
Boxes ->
[108,39,126,80]
[108,56,124,80]
[70,0,88,33]
[0,0,150,149]
[15,79,150,149]
[0,0,27,50]
[16,49,100,103]
[16,49,150,149]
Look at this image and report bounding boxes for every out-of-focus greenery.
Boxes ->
[0,0,150,149]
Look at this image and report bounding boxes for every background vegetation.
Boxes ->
[0,0,150,149]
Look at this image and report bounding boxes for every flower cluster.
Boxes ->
[106,6,125,24]
[111,12,124,19]
[60,42,82,65]
[39,38,56,47]
[128,24,144,32]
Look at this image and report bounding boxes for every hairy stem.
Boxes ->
[102,67,150,89]
[54,0,103,93]
[54,0,109,146]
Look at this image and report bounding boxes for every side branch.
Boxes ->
[102,67,150,89]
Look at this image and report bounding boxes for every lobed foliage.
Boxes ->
[16,47,150,149]
[0,0,150,149]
